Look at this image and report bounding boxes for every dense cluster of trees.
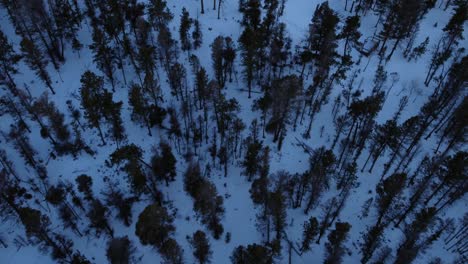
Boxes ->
[0,0,466,263]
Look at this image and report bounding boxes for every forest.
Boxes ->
[0,0,466,263]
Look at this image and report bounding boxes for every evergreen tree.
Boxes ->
[147,0,174,31]
[80,71,124,145]
[109,144,150,197]
[20,38,55,94]
[184,163,225,239]
[339,15,361,56]
[301,216,319,252]
[0,29,21,94]
[303,147,336,213]
[135,203,175,249]
[265,75,302,150]
[302,2,340,137]
[192,19,203,49]
[179,7,192,51]
[151,141,177,186]
[323,222,351,264]
[242,139,263,181]
[424,2,466,86]
[106,236,133,264]
[87,199,114,237]
[230,243,274,264]
[89,26,117,90]
[189,230,212,264]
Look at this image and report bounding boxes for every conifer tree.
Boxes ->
[89,26,117,90]
[193,19,203,49]
[151,141,177,186]
[339,15,361,56]
[87,199,114,237]
[0,29,21,94]
[147,0,173,31]
[301,216,319,252]
[231,243,274,264]
[302,2,340,137]
[425,2,466,86]
[109,144,149,197]
[20,38,55,94]
[180,7,193,51]
[189,230,212,264]
[324,222,351,264]
[106,236,134,264]
[135,203,175,249]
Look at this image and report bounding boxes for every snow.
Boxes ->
[0,0,466,263]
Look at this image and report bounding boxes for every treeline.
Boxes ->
[0,0,466,264]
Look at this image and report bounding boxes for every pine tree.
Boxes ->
[109,144,149,197]
[184,163,225,239]
[424,2,466,86]
[242,139,263,181]
[302,2,340,137]
[106,236,133,264]
[179,7,192,51]
[303,147,336,213]
[89,26,117,90]
[393,207,444,264]
[103,185,134,227]
[160,238,184,264]
[79,71,106,143]
[375,172,407,227]
[18,207,75,262]
[193,19,203,49]
[151,141,177,186]
[378,0,431,60]
[49,0,82,59]
[211,36,226,87]
[265,75,302,150]
[147,0,174,31]
[0,29,21,94]
[75,174,93,201]
[323,222,351,264]
[231,243,274,264]
[339,15,361,56]
[135,203,175,248]
[301,216,319,252]
[87,199,114,237]
[20,38,55,94]
[189,230,212,264]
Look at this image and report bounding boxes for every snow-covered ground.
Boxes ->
[0,0,466,263]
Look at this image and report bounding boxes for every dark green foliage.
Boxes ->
[135,203,175,248]
[87,199,113,237]
[324,222,351,264]
[106,236,133,264]
[20,38,54,94]
[110,144,147,194]
[0,29,21,92]
[230,243,274,264]
[301,216,319,252]
[339,15,361,55]
[103,186,134,227]
[242,140,263,181]
[179,7,192,51]
[160,238,184,264]
[184,163,225,239]
[151,141,177,186]
[375,173,407,226]
[192,19,203,49]
[75,174,93,200]
[147,0,173,30]
[189,230,212,264]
